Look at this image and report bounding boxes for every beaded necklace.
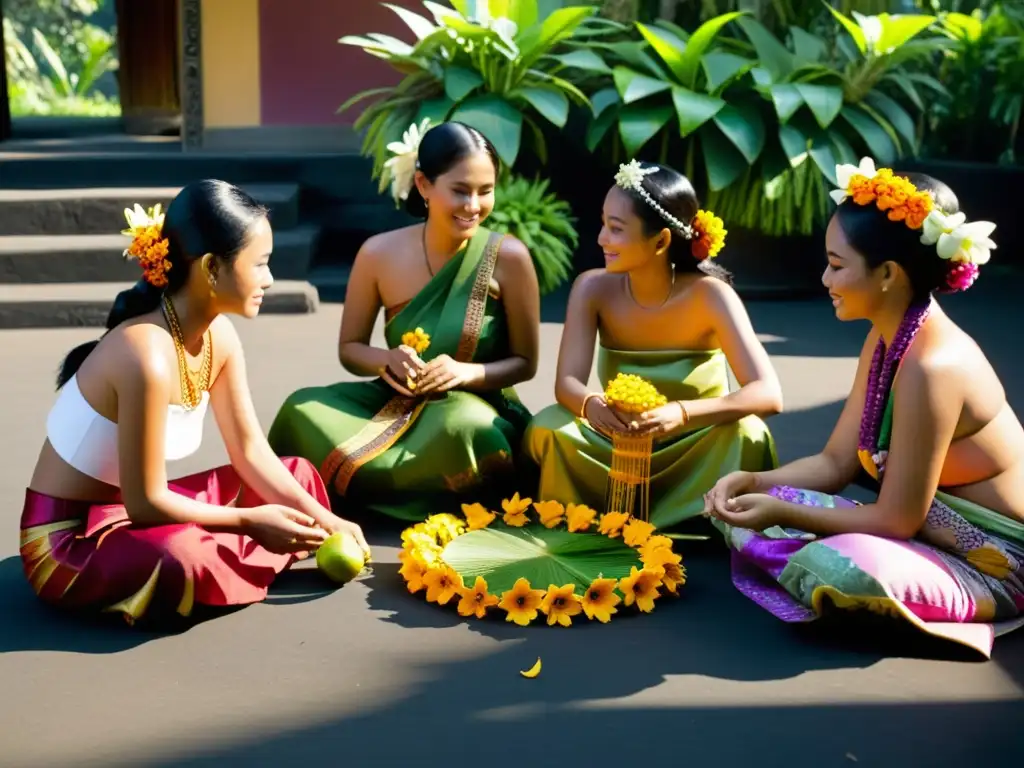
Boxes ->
[161,295,213,410]
[856,298,932,478]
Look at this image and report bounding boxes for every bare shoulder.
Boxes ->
[906,318,983,388]
[111,321,174,384]
[688,273,739,307]
[571,268,617,299]
[497,233,531,263]
[357,225,420,266]
[211,314,243,357]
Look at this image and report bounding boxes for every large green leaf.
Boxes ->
[826,5,867,54]
[507,0,539,30]
[618,102,674,155]
[414,95,456,126]
[516,86,569,127]
[769,83,803,123]
[778,123,809,167]
[876,14,937,54]
[829,130,858,166]
[590,87,620,118]
[883,73,924,110]
[586,105,618,151]
[701,52,753,93]
[636,22,689,84]
[590,41,666,79]
[807,132,839,185]
[790,26,826,62]
[713,102,765,165]
[864,90,916,151]
[793,83,843,128]
[736,17,795,82]
[518,6,596,68]
[450,94,524,166]
[673,11,746,90]
[671,86,725,137]
[445,66,484,102]
[701,127,749,191]
[614,66,672,104]
[383,3,438,39]
[442,526,641,595]
[841,106,897,164]
[550,48,612,74]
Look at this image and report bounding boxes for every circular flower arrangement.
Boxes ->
[398,494,685,627]
[604,372,668,414]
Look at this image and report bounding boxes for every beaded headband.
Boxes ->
[121,203,171,288]
[614,159,727,261]
[830,157,996,292]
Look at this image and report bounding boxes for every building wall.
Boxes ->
[200,0,262,128]
[257,0,417,127]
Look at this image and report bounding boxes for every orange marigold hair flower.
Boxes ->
[121,203,171,288]
[690,209,727,261]
[830,159,934,231]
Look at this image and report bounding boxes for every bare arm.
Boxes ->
[553,270,603,416]
[677,279,783,430]
[116,328,246,528]
[337,237,390,377]
[778,356,960,538]
[209,319,338,528]
[754,331,876,495]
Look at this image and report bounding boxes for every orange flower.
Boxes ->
[618,566,661,613]
[533,500,565,529]
[499,578,545,626]
[581,578,621,623]
[501,493,532,527]
[457,576,499,618]
[461,502,496,531]
[690,209,727,260]
[623,518,656,547]
[598,511,630,538]
[640,545,682,574]
[539,584,583,627]
[659,561,686,594]
[566,503,597,532]
[637,535,673,560]
[423,565,462,605]
[398,550,429,594]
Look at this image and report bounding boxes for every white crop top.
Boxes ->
[46,374,208,487]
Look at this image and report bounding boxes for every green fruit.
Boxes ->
[316,532,366,584]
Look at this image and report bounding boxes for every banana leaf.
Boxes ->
[441,525,642,595]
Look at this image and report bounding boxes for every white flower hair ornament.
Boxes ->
[380,118,433,206]
[614,159,694,238]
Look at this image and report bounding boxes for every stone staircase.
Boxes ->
[0,138,415,328]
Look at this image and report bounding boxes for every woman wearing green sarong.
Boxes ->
[525,160,781,529]
[268,122,540,521]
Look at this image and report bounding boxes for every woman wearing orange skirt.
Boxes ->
[21,180,369,626]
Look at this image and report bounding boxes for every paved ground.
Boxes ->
[1,272,1022,767]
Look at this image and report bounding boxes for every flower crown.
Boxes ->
[121,203,171,288]
[380,118,433,206]
[830,157,996,292]
[614,159,726,261]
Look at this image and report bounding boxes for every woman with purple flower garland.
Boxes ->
[704,158,1024,657]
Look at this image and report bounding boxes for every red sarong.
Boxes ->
[19,456,328,624]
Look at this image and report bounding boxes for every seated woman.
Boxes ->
[21,180,369,626]
[525,160,781,529]
[268,121,539,521]
[706,159,1023,657]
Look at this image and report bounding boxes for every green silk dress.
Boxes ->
[524,346,778,529]
[268,228,532,521]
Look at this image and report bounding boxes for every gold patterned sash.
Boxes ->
[323,232,505,495]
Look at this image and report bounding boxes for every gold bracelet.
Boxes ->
[676,400,689,426]
[580,393,602,420]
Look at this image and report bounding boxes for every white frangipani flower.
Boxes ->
[920,209,997,264]
[829,157,878,204]
[380,118,433,204]
[121,202,164,235]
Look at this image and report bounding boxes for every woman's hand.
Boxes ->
[379,344,424,396]
[312,511,372,559]
[415,354,481,395]
[703,470,761,517]
[243,505,329,554]
[635,402,688,440]
[583,396,631,436]
[706,492,786,532]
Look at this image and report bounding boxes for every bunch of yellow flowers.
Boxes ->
[401,327,431,355]
[604,373,667,415]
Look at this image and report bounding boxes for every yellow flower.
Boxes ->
[499,577,545,626]
[603,373,667,414]
[533,500,565,529]
[461,502,496,531]
[457,576,499,619]
[623,518,656,547]
[398,550,429,594]
[581,578,621,623]
[618,566,661,613]
[598,511,630,538]
[423,513,465,545]
[539,584,583,627]
[640,545,682,575]
[566,503,597,532]
[400,327,431,355]
[638,535,673,560]
[691,209,727,260]
[423,565,462,605]
[501,493,532,527]
[659,561,686,594]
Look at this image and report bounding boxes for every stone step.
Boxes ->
[0,280,319,329]
[0,225,320,284]
[307,263,353,303]
[0,183,301,236]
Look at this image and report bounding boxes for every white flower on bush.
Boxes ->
[920,210,997,265]
[829,157,878,204]
[380,118,432,204]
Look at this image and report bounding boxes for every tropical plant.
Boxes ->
[488,175,579,294]
[572,8,947,236]
[338,0,597,180]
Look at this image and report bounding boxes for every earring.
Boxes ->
[882,285,888,293]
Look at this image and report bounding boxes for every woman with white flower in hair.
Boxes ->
[706,159,1024,656]
[525,160,782,530]
[268,121,540,521]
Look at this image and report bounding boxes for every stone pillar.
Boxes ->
[0,1,11,141]
[115,0,181,135]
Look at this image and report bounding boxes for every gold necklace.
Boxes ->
[162,295,212,410]
[627,268,675,310]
